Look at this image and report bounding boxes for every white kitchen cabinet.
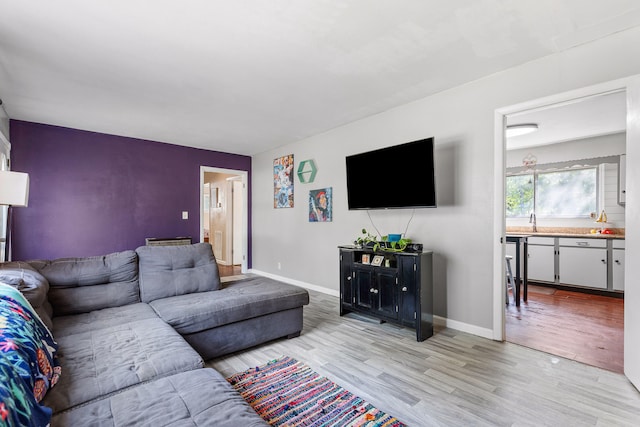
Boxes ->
[527,237,555,283]
[528,244,555,282]
[612,239,625,291]
[558,238,608,289]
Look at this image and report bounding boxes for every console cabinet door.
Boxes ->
[398,256,417,327]
[354,266,375,310]
[375,269,398,319]
[340,251,354,313]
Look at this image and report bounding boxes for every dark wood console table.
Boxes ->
[339,246,433,341]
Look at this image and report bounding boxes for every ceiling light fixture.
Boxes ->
[506,123,539,138]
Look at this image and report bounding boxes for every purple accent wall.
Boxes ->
[9,120,252,263]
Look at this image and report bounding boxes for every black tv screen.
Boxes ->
[346,137,436,210]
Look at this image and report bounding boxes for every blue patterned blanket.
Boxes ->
[0,283,60,427]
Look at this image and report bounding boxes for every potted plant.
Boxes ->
[374,235,412,252]
[354,228,378,248]
[354,229,412,253]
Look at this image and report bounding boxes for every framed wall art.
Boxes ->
[308,187,332,222]
[274,154,294,208]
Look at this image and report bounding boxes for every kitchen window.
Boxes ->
[506,166,597,218]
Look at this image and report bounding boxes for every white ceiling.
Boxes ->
[1,1,640,155]
[506,90,627,150]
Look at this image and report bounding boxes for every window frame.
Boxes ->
[506,165,599,219]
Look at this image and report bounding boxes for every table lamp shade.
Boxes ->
[0,170,29,207]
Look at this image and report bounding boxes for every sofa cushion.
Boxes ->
[136,243,221,303]
[52,303,159,338]
[51,369,268,427]
[30,250,139,316]
[149,276,309,335]
[42,317,204,414]
[0,261,49,309]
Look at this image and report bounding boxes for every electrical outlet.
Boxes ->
[182,211,188,220]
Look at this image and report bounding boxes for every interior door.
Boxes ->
[232,180,243,265]
[625,79,640,390]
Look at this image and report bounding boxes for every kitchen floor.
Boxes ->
[505,284,624,373]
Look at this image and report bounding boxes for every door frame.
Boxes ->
[493,75,640,388]
[200,166,249,273]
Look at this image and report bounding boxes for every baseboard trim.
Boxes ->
[249,269,340,298]
[249,270,494,340]
[434,315,494,340]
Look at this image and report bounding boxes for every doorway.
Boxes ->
[200,166,248,274]
[502,91,626,373]
[493,77,640,388]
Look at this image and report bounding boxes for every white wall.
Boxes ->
[251,26,640,333]
[506,133,625,168]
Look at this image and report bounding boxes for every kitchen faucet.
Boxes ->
[529,212,537,232]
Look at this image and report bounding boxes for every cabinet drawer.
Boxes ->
[612,239,625,249]
[527,237,555,246]
[558,238,606,248]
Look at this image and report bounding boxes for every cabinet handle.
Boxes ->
[374,289,379,294]
[601,259,606,264]
[401,287,408,292]
[370,288,375,293]
[347,276,351,281]
[615,260,621,264]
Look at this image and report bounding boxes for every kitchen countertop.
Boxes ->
[515,232,624,239]
[506,230,624,239]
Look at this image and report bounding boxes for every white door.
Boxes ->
[625,79,640,389]
[232,180,243,265]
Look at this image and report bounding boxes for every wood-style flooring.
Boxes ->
[208,282,640,426]
[218,264,242,277]
[506,285,624,374]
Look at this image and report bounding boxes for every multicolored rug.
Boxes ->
[226,356,405,427]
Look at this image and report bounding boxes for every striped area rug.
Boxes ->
[226,356,405,427]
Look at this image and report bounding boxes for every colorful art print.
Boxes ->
[309,187,332,222]
[274,154,294,208]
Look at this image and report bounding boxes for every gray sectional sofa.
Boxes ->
[0,242,309,426]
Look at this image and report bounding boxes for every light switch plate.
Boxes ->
[182,211,188,220]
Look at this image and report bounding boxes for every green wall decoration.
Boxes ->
[297,159,317,183]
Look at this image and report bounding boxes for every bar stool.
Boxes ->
[505,255,515,305]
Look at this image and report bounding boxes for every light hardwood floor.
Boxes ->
[208,287,640,426]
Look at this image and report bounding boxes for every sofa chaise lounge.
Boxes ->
[0,242,309,426]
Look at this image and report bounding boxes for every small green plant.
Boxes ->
[354,228,378,247]
[374,235,412,252]
[354,229,411,252]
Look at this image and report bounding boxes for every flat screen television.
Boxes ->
[346,137,436,210]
